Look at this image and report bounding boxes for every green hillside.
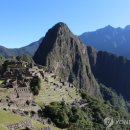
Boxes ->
[0,110,60,130]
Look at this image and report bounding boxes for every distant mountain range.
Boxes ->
[0,38,43,58]
[80,25,130,59]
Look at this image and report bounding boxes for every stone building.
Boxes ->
[7,119,35,130]
[8,79,33,102]
[0,59,46,103]
[4,60,28,68]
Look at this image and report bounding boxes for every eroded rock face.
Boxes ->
[34,22,100,96]
[87,46,130,100]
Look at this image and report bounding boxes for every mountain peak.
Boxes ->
[46,22,71,37]
[33,23,100,96]
[106,25,113,28]
[104,25,114,31]
[54,22,68,28]
[125,25,130,30]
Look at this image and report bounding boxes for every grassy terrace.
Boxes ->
[0,80,4,84]
[0,109,60,130]
[35,76,81,106]
[0,73,79,130]
[0,110,27,130]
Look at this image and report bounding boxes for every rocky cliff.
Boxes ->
[87,46,130,100]
[33,22,100,96]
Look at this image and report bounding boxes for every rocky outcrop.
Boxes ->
[87,46,130,100]
[33,22,100,96]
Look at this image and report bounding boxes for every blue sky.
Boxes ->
[0,0,130,48]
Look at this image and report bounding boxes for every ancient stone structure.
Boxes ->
[6,119,51,130]
[41,126,51,130]
[7,119,35,130]
[0,59,46,101]
[9,85,33,102]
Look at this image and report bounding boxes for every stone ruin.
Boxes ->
[41,126,51,130]
[0,59,79,106]
[8,79,33,102]
[7,119,35,130]
[0,59,46,103]
[6,119,51,130]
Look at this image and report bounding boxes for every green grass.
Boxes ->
[0,80,4,84]
[35,78,81,105]
[0,74,80,130]
[0,110,28,130]
[0,109,61,130]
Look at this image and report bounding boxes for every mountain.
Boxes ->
[33,22,130,129]
[33,22,100,96]
[87,46,130,100]
[80,25,130,59]
[2,23,130,130]
[0,38,42,58]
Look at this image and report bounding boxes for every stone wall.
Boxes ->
[6,119,51,130]
[7,119,35,130]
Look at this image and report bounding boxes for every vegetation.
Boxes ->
[44,101,93,129]
[30,77,41,95]
[43,89,130,130]
[0,79,4,84]
[16,54,34,64]
[0,55,5,64]
[100,84,127,110]
[0,109,28,130]
[0,109,60,130]
[35,78,81,106]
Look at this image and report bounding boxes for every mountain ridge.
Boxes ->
[80,24,130,59]
[87,45,130,100]
[0,38,42,58]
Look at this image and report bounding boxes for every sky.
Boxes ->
[0,0,130,48]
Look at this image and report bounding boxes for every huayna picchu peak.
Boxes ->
[33,22,100,96]
[49,22,71,33]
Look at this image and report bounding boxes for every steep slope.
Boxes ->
[0,38,42,58]
[34,22,100,96]
[87,46,130,100]
[80,25,130,59]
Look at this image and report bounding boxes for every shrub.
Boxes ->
[30,77,41,95]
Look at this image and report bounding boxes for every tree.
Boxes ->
[0,54,5,64]
[16,54,34,64]
[30,77,41,95]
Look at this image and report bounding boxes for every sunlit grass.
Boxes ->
[35,79,81,105]
[0,109,60,130]
[0,80,4,84]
